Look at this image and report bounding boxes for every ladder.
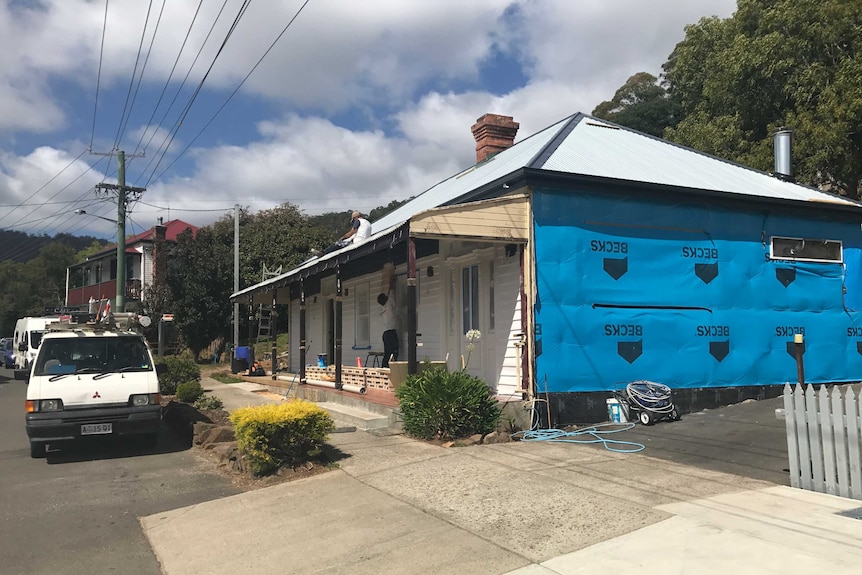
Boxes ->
[256,264,282,342]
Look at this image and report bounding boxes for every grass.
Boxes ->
[210,371,246,384]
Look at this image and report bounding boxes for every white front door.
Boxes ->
[459,263,483,376]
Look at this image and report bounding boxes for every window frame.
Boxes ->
[353,282,371,349]
[770,236,843,264]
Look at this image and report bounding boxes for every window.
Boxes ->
[462,264,479,334]
[354,283,370,348]
[449,270,456,335]
[770,236,842,263]
[84,267,91,286]
[110,258,117,280]
[95,264,102,283]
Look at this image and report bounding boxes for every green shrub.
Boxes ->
[396,366,501,440]
[194,394,224,411]
[158,355,201,395]
[230,400,335,476]
[176,381,204,403]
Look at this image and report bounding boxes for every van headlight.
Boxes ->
[130,393,160,406]
[26,399,64,412]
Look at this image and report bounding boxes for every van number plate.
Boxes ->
[81,423,112,435]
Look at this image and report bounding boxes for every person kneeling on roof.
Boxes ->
[316,211,371,256]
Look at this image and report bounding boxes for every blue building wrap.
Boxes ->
[533,188,862,393]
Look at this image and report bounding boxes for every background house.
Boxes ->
[234,113,862,423]
[65,219,197,311]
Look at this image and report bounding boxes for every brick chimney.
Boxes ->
[153,224,167,285]
[471,113,519,163]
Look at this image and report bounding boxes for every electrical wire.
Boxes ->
[130,0,207,158]
[142,0,253,185]
[131,0,233,180]
[0,149,89,228]
[137,200,234,213]
[115,0,168,149]
[146,0,312,187]
[90,0,110,150]
[112,0,155,149]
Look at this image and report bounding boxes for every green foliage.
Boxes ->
[0,241,78,335]
[72,239,111,265]
[194,394,225,410]
[176,381,205,403]
[157,355,201,395]
[396,366,501,440]
[230,400,335,476]
[661,0,862,198]
[210,371,246,384]
[166,226,234,358]
[592,72,678,137]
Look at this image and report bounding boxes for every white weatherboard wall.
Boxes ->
[283,247,521,396]
[492,244,522,398]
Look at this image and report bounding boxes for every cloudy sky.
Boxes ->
[0,0,737,241]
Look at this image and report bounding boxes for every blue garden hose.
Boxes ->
[513,422,646,453]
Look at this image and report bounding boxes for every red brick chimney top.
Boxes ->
[471,113,519,163]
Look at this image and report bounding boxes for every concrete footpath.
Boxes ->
[140,379,862,574]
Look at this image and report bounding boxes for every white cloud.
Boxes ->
[0,0,740,234]
[145,114,461,221]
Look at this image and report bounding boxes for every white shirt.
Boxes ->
[381,290,397,332]
[352,217,371,244]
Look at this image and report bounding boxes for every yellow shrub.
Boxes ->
[230,400,335,475]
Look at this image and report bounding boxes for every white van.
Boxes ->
[13,316,60,380]
[24,314,163,458]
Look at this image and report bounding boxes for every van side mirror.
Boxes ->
[155,363,167,376]
[18,343,26,351]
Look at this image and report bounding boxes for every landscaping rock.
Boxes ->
[196,425,236,447]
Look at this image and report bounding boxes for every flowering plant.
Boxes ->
[462,329,481,370]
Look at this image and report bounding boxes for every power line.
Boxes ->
[116,0,168,149]
[130,0,207,158]
[90,0,110,150]
[148,0,312,186]
[144,0,254,186]
[131,0,234,183]
[112,0,155,149]
[137,200,234,213]
[0,149,89,228]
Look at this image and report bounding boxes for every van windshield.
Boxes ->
[30,330,45,348]
[34,336,152,376]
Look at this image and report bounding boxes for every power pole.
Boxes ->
[93,150,145,311]
[234,204,240,355]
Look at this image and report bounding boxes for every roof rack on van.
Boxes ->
[47,312,151,334]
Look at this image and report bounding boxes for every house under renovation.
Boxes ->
[233,112,862,423]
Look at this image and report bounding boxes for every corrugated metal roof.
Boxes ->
[371,117,570,235]
[233,112,862,298]
[540,116,859,206]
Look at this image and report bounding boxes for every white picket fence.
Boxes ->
[783,383,862,500]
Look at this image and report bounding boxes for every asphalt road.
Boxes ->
[0,366,240,575]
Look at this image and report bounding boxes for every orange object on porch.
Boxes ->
[356,357,362,367]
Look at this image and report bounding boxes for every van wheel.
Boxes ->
[30,442,46,458]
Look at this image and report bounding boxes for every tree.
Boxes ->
[239,204,330,285]
[592,72,678,136]
[166,227,234,359]
[0,242,76,334]
[662,0,862,198]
